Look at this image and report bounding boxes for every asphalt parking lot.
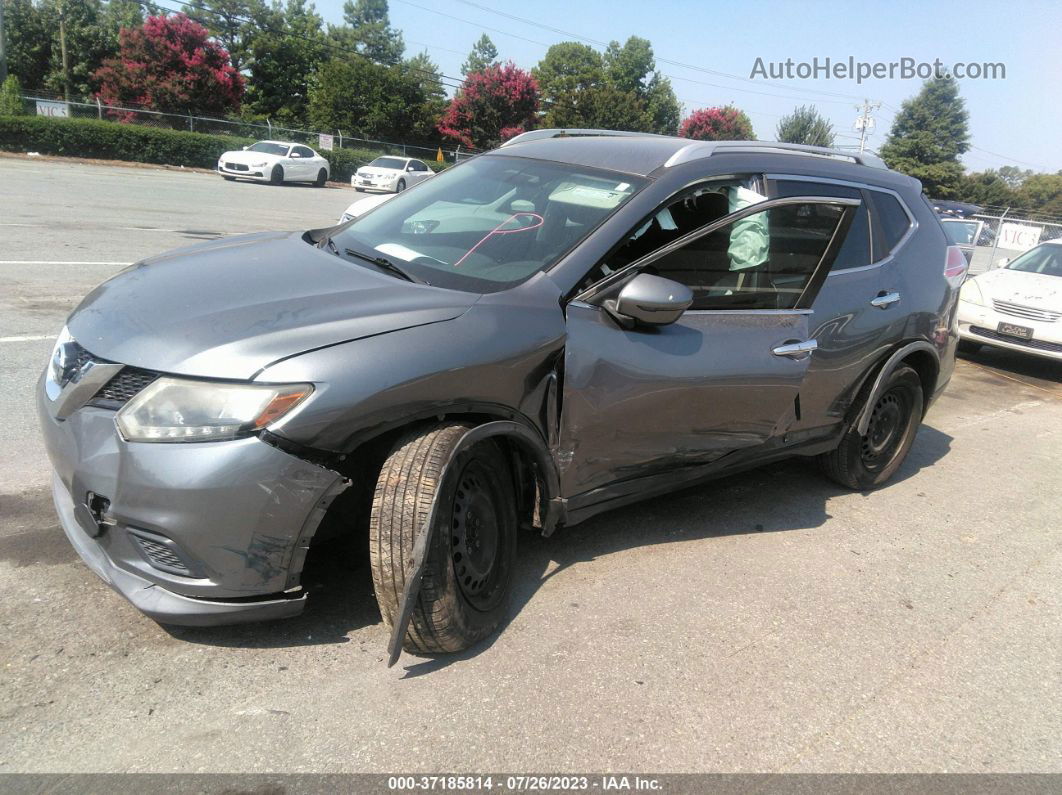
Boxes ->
[1,156,1060,774]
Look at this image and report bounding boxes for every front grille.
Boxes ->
[970,326,1062,353]
[88,367,159,408]
[130,531,193,576]
[225,162,249,172]
[992,300,1061,323]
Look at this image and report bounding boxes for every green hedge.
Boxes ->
[0,115,450,180]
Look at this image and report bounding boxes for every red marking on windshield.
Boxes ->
[453,212,545,268]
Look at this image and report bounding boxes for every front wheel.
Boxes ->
[819,365,924,490]
[222,175,236,181]
[314,169,327,187]
[270,164,284,185]
[369,424,517,655]
[395,178,406,193]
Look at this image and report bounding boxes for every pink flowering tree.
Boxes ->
[679,106,755,141]
[94,14,244,121]
[438,62,539,150]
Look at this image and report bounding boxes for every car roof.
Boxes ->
[256,140,300,147]
[490,132,917,191]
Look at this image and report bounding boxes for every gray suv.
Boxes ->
[38,132,964,663]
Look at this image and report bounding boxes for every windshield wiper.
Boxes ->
[344,248,424,283]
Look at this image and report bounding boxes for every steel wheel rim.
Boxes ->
[450,462,503,610]
[860,389,909,470]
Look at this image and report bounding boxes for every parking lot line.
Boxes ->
[0,334,57,343]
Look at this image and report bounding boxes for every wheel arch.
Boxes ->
[852,340,939,437]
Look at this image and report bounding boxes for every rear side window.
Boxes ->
[775,180,871,271]
[870,192,912,255]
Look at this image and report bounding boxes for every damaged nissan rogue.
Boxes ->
[38,131,963,664]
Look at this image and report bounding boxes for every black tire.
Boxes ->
[958,339,982,355]
[354,186,365,192]
[819,365,924,490]
[222,175,236,181]
[395,178,406,193]
[270,164,283,185]
[369,424,517,655]
[314,168,327,187]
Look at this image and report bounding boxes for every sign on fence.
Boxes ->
[35,100,70,118]
[998,222,1043,252]
[318,133,334,151]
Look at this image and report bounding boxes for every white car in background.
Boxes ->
[337,192,394,224]
[957,240,1062,360]
[218,140,330,186]
[352,156,434,193]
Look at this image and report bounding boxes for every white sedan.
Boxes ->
[957,240,1062,361]
[352,156,434,193]
[218,140,330,186]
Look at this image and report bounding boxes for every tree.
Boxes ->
[404,50,447,142]
[776,104,834,147]
[956,170,1018,208]
[245,0,327,126]
[601,36,679,134]
[330,0,403,66]
[94,13,244,118]
[1,0,51,90]
[1017,173,1062,216]
[188,0,265,73]
[438,62,538,150]
[0,75,25,114]
[879,75,969,198]
[308,56,438,144]
[533,41,604,128]
[461,34,497,75]
[679,106,754,141]
[996,165,1034,190]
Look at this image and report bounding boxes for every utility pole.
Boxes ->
[0,0,8,84]
[854,99,881,153]
[58,1,71,103]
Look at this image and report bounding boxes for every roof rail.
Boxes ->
[499,128,667,147]
[664,140,888,170]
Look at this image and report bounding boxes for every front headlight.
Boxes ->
[116,377,312,443]
[959,278,986,306]
[250,160,268,167]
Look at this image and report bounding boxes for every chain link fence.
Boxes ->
[945,207,1062,275]
[20,92,477,162]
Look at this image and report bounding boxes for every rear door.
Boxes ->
[559,187,860,499]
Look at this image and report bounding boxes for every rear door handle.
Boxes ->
[772,339,818,358]
[870,292,901,308]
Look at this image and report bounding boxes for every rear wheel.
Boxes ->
[369,424,517,655]
[314,168,327,187]
[395,178,406,193]
[270,164,283,185]
[819,365,924,490]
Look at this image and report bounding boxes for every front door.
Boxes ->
[558,192,859,500]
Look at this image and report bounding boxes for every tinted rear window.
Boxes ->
[775,180,871,271]
[871,192,912,254]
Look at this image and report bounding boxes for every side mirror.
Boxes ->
[996,257,1009,268]
[407,166,416,172]
[242,146,249,150]
[291,152,302,158]
[606,273,693,327]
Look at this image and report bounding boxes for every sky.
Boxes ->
[313,0,1062,174]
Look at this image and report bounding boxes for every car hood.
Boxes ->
[973,268,1061,309]
[220,150,281,165]
[67,231,479,379]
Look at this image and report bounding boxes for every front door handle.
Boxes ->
[870,291,901,309]
[772,339,818,358]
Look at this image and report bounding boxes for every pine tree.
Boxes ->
[879,76,970,198]
[461,34,498,75]
[776,105,835,147]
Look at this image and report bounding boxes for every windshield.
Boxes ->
[1005,244,1062,277]
[942,220,979,246]
[368,157,408,170]
[331,155,646,292]
[248,142,290,156]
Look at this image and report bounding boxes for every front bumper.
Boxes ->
[957,300,1062,361]
[352,174,398,192]
[218,163,268,180]
[38,376,344,625]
